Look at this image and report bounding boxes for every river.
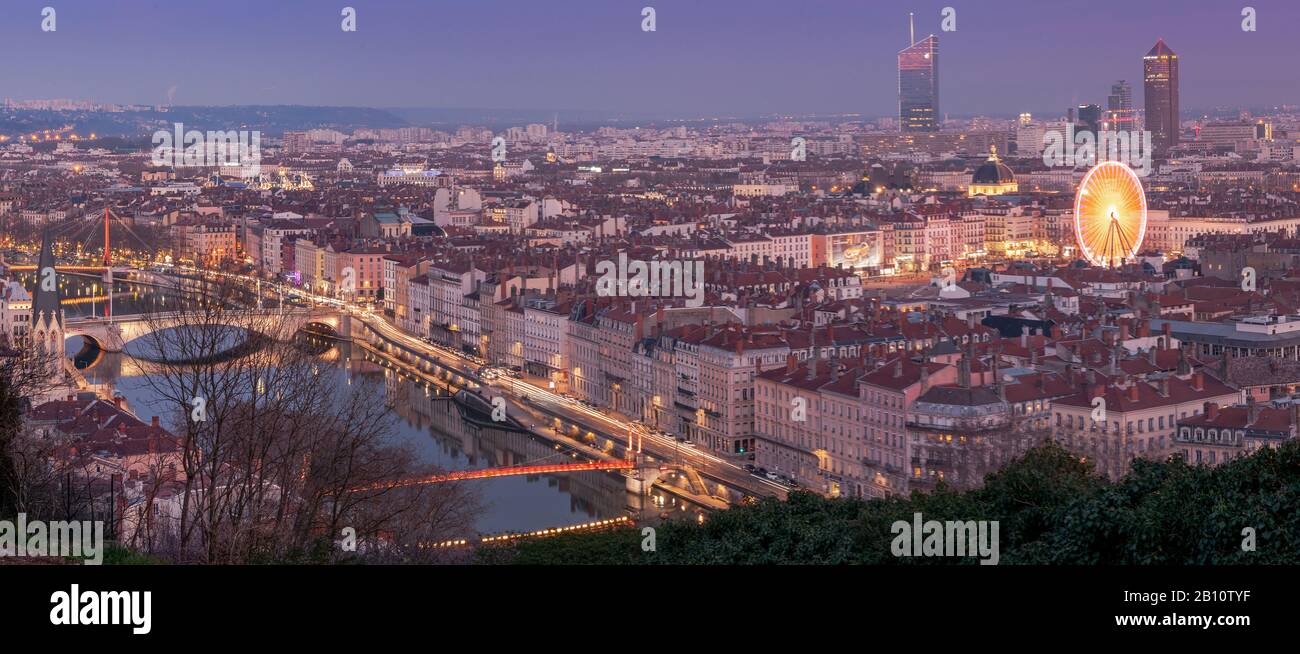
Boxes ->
[48,272,699,535]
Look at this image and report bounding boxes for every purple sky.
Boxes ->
[0,0,1296,117]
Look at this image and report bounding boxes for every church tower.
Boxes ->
[30,229,65,370]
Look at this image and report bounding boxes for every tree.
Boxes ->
[487,441,1300,565]
[0,344,62,516]
[123,275,479,562]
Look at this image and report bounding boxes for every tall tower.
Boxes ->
[898,32,940,132]
[30,228,65,370]
[1105,80,1135,133]
[1143,39,1180,155]
[1077,104,1101,136]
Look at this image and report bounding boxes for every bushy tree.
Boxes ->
[485,441,1300,565]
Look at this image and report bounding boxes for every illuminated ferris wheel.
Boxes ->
[1073,161,1147,268]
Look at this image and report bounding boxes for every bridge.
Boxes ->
[5,265,136,274]
[357,460,637,492]
[64,307,347,353]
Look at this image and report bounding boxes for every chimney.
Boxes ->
[806,356,818,382]
[967,313,975,329]
[1021,325,1029,348]
[1193,371,1204,391]
[786,353,798,375]
[1128,383,1140,403]
[1159,378,1169,397]
[1205,402,1219,421]
[1161,322,1172,348]
[151,416,160,428]
[1120,322,1130,341]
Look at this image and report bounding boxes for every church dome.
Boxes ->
[967,145,1018,196]
[971,151,1016,185]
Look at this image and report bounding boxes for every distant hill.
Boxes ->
[0,105,410,138]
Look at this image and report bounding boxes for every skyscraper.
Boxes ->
[1105,80,1135,133]
[1143,39,1179,154]
[1077,104,1101,136]
[898,23,939,133]
[1108,80,1132,112]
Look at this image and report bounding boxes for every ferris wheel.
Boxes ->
[1073,161,1147,268]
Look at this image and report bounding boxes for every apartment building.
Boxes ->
[1053,371,1238,480]
[523,296,572,389]
[755,352,957,498]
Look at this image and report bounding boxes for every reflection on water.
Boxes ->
[79,337,634,535]
[14,270,184,320]
[55,269,706,534]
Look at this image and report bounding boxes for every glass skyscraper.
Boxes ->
[898,35,939,132]
[1078,104,1101,136]
[1143,39,1179,154]
[1105,80,1136,133]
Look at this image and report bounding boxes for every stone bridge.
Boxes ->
[65,308,347,353]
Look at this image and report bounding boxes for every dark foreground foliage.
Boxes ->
[479,441,1300,564]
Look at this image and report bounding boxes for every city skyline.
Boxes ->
[6,1,1300,641]
[0,0,1297,118]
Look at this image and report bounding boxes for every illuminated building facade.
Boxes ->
[898,35,939,132]
[1143,39,1179,155]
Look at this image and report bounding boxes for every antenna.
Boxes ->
[909,12,914,45]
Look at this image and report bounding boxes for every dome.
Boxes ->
[967,145,1018,197]
[971,154,1016,185]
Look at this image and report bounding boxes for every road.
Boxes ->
[163,264,791,500]
[360,307,788,499]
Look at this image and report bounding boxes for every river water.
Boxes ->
[48,272,696,535]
